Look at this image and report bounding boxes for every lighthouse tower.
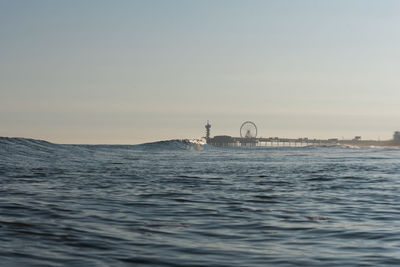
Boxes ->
[205,121,211,142]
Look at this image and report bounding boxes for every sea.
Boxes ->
[1,137,400,266]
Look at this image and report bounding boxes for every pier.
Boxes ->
[205,121,400,147]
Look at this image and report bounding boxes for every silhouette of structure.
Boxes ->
[393,131,400,144]
[205,121,211,142]
[205,121,400,147]
[240,121,257,138]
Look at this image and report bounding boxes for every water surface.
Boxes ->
[1,137,400,266]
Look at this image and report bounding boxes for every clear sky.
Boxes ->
[1,0,399,144]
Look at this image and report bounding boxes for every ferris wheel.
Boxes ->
[240,121,257,139]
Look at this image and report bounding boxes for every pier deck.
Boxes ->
[207,136,394,147]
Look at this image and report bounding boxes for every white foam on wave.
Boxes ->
[186,138,207,150]
[136,138,208,151]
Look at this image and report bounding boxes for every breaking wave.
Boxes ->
[0,137,208,156]
[137,139,207,151]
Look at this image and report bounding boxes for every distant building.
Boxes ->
[212,135,234,143]
[207,135,235,146]
[353,136,361,141]
[393,131,400,144]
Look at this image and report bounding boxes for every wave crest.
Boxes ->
[137,139,206,151]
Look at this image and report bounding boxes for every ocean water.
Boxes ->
[1,137,400,266]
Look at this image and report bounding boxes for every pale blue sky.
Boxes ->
[1,0,399,144]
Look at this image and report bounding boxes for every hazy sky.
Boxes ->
[1,0,399,144]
